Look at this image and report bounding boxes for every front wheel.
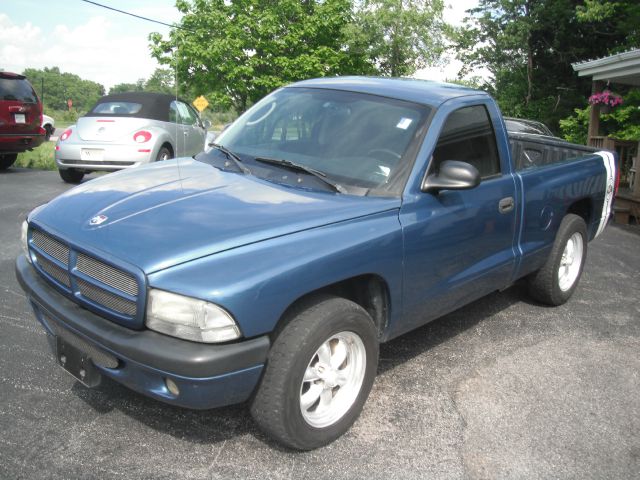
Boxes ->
[528,214,588,305]
[250,296,379,450]
[59,168,84,184]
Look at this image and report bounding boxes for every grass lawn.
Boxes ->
[15,142,57,170]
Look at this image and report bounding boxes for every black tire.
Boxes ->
[59,168,84,184]
[156,146,172,161]
[44,125,53,141]
[528,214,588,306]
[0,153,18,170]
[250,296,379,450]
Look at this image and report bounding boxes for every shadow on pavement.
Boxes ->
[69,282,532,450]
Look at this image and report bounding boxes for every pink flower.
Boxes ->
[588,90,624,108]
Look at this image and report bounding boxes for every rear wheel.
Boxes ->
[250,296,379,450]
[59,168,84,184]
[0,153,18,170]
[528,214,588,305]
[156,146,172,161]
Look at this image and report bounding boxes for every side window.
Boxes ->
[175,101,198,125]
[432,105,501,178]
[169,101,179,123]
[185,104,201,127]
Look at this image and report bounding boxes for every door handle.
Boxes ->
[183,131,188,136]
[498,197,514,214]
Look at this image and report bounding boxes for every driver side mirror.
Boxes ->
[421,160,481,193]
[202,119,212,129]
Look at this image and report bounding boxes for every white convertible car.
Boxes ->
[55,92,209,183]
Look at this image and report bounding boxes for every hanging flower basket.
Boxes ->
[588,90,623,112]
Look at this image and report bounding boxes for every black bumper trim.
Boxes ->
[16,255,270,378]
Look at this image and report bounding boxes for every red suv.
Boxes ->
[0,72,45,170]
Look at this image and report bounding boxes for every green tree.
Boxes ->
[109,79,145,95]
[150,0,371,112]
[144,68,175,94]
[576,0,640,51]
[22,66,105,112]
[349,0,448,77]
[456,0,638,133]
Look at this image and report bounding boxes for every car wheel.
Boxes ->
[0,153,18,170]
[156,146,172,161]
[59,168,85,184]
[250,295,378,450]
[528,213,588,306]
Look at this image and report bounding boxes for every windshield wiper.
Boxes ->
[208,143,249,173]
[254,156,346,193]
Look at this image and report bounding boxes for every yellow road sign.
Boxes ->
[193,95,209,112]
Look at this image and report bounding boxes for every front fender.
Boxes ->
[147,209,404,339]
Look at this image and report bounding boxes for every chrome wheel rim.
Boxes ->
[558,232,584,292]
[299,331,366,428]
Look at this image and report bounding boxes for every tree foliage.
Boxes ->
[349,0,448,77]
[561,88,640,143]
[109,68,175,95]
[22,66,105,112]
[109,79,146,95]
[456,0,639,134]
[150,0,372,112]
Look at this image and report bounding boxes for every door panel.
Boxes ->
[396,103,518,336]
[169,101,186,157]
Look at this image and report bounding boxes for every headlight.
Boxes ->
[21,220,31,263]
[146,289,241,343]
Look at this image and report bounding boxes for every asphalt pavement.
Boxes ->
[1,168,639,479]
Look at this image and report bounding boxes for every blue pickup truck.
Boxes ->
[16,77,617,450]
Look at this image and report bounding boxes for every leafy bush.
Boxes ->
[560,106,590,144]
[15,142,56,170]
[560,88,640,143]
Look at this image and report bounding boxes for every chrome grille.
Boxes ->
[29,227,142,325]
[77,278,137,316]
[32,230,69,265]
[35,253,71,287]
[77,253,138,296]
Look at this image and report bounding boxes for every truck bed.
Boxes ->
[508,132,598,171]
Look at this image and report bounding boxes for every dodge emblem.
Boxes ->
[89,214,108,225]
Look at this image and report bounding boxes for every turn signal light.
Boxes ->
[133,130,152,143]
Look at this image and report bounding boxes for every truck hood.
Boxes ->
[32,159,400,273]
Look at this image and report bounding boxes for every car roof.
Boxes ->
[287,76,486,107]
[85,92,189,122]
[0,72,27,80]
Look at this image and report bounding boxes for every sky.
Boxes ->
[0,0,179,90]
[0,0,484,93]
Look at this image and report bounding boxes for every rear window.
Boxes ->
[91,102,142,115]
[0,78,37,102]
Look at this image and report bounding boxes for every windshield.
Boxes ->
[215,87,431,196]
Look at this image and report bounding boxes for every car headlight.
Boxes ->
[21,220,31,263]
[146,289,241,343]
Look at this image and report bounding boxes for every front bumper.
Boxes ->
[15,254,269,409]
